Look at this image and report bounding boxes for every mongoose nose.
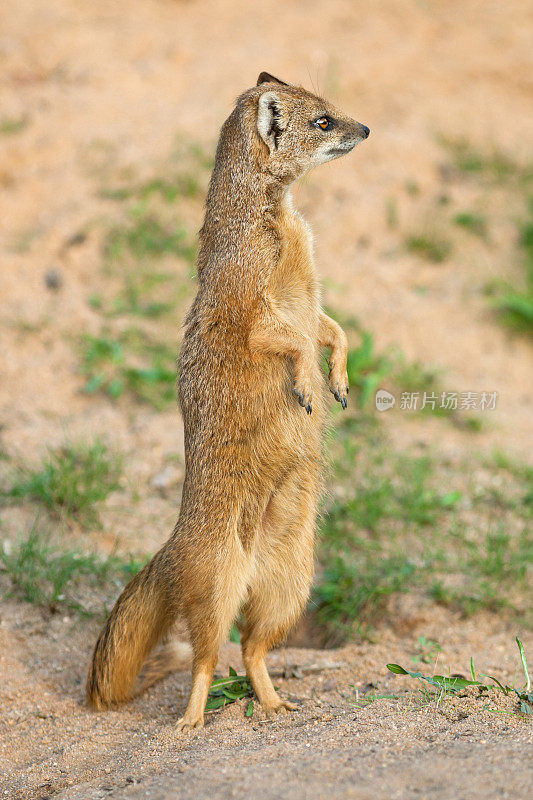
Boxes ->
[362,125,370,139]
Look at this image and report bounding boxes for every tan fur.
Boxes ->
[134,640,192,696]
[86,73,369,730]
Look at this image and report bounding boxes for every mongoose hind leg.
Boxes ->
[177,608,242,732]
[176,537,252,732]
[176,646,218,732]
[243,651,297,716]
[241,470,318,716]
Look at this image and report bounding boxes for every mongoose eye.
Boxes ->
[314,116,332,131]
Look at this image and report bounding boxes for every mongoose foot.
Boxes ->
[176,715,204,732]
[263,699,298,717]
[328,364,349,410]
[293,387,313,415]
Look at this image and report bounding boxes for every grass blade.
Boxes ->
[386,663,409,675]
[516,638,531,692]
[205,668,254,713]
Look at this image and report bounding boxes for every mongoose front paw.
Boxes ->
[329,364,349,410]
[293,386,313,415]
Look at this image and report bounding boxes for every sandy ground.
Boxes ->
[0,0,532,798]
[1,595,532,800]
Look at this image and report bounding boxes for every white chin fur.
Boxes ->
[312,144,356,166]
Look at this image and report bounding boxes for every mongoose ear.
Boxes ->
[256,72,288,87]
[257,91,286,153]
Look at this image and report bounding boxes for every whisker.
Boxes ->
[306,65,317,95]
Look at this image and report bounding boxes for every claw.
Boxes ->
[334,390,340,401]
[306,403,312,414]
[264,699,298,716]
[341,397,347,410]
[176,716,203,732]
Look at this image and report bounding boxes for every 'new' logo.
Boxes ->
[375,389,395,412]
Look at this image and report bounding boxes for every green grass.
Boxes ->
[126,173,202,202]
[434,455,532,619]
[0,116,28,135]
[385,197,398,229]
[495,207,533,334]
[81,332,177,409]
[431,524,532,616]
[435,137,533,334]
[314,429,463,639]
[3,440,122,524]
[497,291,533,332]
[99,143,209,269]
[206,667,255,717]
[314,554,416,640]
[100,143,210,204]
[324,449,461,539]
[411,636,443,665]
[108,272,174,318]
[83,141,207,405]
[335,322,484,429]
[404,180,420,196]
[91,269,194,321]
[439,136,530,184]
[467,527,531,581]
[341,326,460,420]
[387,638,533,715]
[349,689,400,708]
[313,419,532,639]
[101,176,200,203]
[406,234,451,263]
[105,214,195,264]
[491,449,533,484]
[0,523,145,615]
[392,355,456,418]
[345,330,392,407]
[392,357,441,394]
[343,326,435,409]
[454,211,487,237]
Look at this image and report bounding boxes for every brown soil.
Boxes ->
[0,1,531,798]
[1,596,532,799]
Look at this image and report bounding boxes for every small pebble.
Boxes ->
[44,269,62,291]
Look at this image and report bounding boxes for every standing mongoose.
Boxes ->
[87,72,369,730]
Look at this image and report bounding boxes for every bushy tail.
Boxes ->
[134,639,192,696]
[87,550,181,709]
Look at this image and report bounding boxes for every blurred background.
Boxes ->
[0,0,531,645]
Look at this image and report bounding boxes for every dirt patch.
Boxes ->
[0,0,532,798]
[1,596,531,799]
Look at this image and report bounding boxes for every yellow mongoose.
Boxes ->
[87,72,369,730]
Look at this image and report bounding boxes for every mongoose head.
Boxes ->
[253,71,369,182]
